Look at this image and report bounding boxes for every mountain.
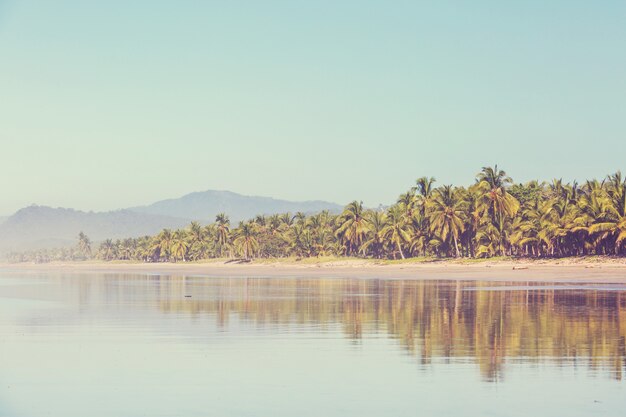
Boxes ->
[0,205,189,253]
[129,190,343,223]
[0,191,343,254]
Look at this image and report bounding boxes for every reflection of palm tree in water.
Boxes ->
[154,277,626,381]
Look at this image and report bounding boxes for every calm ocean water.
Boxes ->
[1,271,625,416]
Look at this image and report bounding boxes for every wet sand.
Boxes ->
[2,259,626,283]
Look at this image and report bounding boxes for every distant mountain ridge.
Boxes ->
[0,205,189,253]
[0,190,342,253]
[129,190,342,223]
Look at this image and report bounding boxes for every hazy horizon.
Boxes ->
[1,1,625,214]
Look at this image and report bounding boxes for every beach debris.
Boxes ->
[512,266,529,270]
[224,258,251,264]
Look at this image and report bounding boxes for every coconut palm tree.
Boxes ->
[397,191,418,218]
[408,211,429,257]
[361,211,387,258]
[589,172,626,254]
[476,165,520,255]
[427,185,465,258]
[118,238,136,260]
[414,177,436,198]
[98,239,116,261]
[154,229,173,261]
[335,201,370,256]
[233,222,260,259]
[170,230,189,262]
[215,213,231,257]
[460,185,484,257]
[77,231,91,258]
[381,205,412,259]
[186,221,208,260]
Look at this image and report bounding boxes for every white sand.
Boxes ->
[2,258,626,283]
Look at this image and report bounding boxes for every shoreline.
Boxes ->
[2,257,626,283]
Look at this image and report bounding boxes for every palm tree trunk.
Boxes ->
[397,241,405,259]
[453,235,460,258]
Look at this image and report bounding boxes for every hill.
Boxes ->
[129,190,342,223]
[0,206,189,253]
[0,191,343,253]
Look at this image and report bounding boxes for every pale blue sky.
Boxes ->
[0,1,624,214]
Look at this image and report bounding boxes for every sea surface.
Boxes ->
[0,271,625,416]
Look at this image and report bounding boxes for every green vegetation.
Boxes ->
[8,166,626,263]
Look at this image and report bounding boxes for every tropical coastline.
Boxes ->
[6,168,626,265]
[4,256,626,283]
[3,3,626,416]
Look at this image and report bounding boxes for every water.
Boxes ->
[0,272,625,416]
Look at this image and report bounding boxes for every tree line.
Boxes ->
[8,166,626,263]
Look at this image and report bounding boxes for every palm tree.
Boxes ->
[589,172,626,254]
[188,221,205,244]
[136,236,154,262]
[427,185,465,258]
[335,201,370,256]
[381,205,412,259]
[154,229,173,261]
[215,213,231,257]
[476,165,520,255]
[280,213,294,227]
[99,239,116,261]
[118,238,136,260]
[170,229,189,262]
[461,185,483,257]
[187,221,208,260]
[77,231,91,258]
[293,212,307,225]
[408,211,429,257]
[361,211,387,258]
[414,177,436,198]
[397,191,418,218]
[537,198,577,256]
[306,211,336,257]
[233,222,260,259]
[413,177,436,247]
[288,224,315,257]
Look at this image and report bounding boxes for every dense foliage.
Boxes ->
[9,166,626,263]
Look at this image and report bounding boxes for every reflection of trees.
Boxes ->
[121,276,626,381]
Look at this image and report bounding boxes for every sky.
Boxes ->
[0,1,625,215]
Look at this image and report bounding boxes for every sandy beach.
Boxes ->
[2,257,626,283]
